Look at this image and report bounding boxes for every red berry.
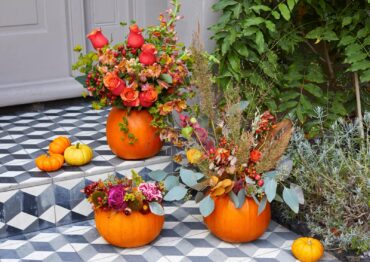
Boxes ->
[257,179,264,187]
[255,174,261,181]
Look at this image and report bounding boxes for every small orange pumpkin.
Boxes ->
[49,136,71,155]
[35,153,64,172]
[292,237,324,262]
[95,209,164,248]
[204,195,271,243]
[106,107,163,160]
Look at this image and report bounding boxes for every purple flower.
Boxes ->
[138,182,162,202]
[108,185,127,210]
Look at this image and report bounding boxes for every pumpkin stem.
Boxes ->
[76,143,80,149]
[307,239,312,245]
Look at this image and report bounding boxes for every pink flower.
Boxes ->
[138,182,162,202]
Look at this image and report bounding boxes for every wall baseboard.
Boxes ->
[0,78,84,107]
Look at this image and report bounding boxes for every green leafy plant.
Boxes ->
[282,109,369,254]
[211,0,370,137]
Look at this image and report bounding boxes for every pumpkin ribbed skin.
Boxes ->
[204,195,271,243]
[95,209,164,248]
[49,136,71,155]
[292,237,324,262]
[106,107,163,160]
[35,154,64,172]
[64,143,93,166]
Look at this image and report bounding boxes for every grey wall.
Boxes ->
[0,0,219,107]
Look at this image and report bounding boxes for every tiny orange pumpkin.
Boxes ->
[292,237,324,262]
[49,136,71,155]
[35,153,64,172]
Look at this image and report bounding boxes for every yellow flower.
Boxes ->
[186,148,202,164]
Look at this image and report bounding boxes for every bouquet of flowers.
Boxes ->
[157,35,304,217]
[73,0,193,128]
[83,171,166,216]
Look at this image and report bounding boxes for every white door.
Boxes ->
[0,0,84,107]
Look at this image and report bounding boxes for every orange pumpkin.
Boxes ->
[204,195,271,243]
[95,209,164,248]
[106,107,163,159]
[292,237,324,262]
[35,153,64,172]
[49,136,71,155]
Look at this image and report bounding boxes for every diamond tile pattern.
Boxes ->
[0,103,172,191]
[0,101,174,238]
[0,201,338,262]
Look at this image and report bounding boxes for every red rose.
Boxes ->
[139,84,158,107]
[87,28,109,49]
[139,44,157,66]
[103,72,126,95]
[250,150,262,163]
[127,24,144,49]
[120,87,140,107]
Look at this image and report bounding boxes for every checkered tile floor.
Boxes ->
[0,200,338,262]
[0,103,171,191]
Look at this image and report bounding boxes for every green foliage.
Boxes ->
[211,0,370,137]
[283,110,370,254]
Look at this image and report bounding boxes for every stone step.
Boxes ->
[0,102,174,238]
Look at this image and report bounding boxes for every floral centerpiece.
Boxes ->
[83,171,167,248]
[155,35,304,243]
[72,0,193,160]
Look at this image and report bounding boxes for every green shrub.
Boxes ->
[211,0,370,137]
[283,109,369,254]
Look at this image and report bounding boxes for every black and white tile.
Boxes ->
[0,201,339,262]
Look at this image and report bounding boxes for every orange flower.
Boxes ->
[173,99,187,112]
[158,101,174,116]
[250,149,262,163]
[139,84,158,107]
[120,87,140,107]
[103,72,126,95]
[209,179,234,197]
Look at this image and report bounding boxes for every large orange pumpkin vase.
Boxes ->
[204,195,271,243]
[106,107,163,159]
[95,209,164,248]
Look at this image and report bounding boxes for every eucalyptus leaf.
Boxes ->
[283,187,299,213]
[258,196,267,215]
[164,186,187,201]
[276,158,293,175]
[148,170,168,182]
[199,195,215,217]
[180,168,198,187]
[290,183,305,204]
[148,202,165,216]
[237,189,246,208]
[229,191,239,208]
[164,175,179,191]
[265,178,277,202]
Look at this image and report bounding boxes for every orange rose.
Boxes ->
[120,87,140,107]
[250,149,262,163]
[139,84,158,107]
[103,72,126,96]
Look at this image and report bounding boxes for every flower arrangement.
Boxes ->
[83,171,165,216]
[72,0,193,128]
[157,34,304,217]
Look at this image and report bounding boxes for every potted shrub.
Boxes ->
[72,0,193,160]
[83,171,167,248]
[156,36,305,243]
